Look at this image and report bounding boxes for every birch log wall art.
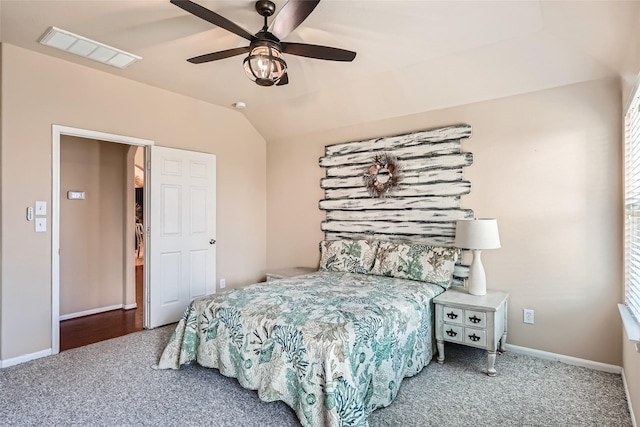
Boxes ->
[318,124,474,286]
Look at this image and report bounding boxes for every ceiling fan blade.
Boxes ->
[187,46,251,64]
[276,73,289,86]
[271,0,320,40]
[281,42,356,62]
[170,0,255,41]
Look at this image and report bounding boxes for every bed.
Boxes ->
[157,240,459,426]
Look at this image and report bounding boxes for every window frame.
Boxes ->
[622,79,640,342]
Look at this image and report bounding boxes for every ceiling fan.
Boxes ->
[170,0,357,86]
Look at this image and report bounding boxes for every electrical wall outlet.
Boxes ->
[523,309,535,324]
[219,278,226,289]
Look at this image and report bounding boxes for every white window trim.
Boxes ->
[622,74,640,346]
[619,304,640,342]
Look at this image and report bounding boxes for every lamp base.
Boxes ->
[467,249,487,296]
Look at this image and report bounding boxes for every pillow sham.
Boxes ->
[319,239,379,274]
[370,241,459,288]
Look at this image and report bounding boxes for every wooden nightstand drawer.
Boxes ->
[443,324,464,342]
[464,310,486,328]
[464,328,486,347]
[443,306,463,324]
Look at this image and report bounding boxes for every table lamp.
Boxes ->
[454,218,501,296]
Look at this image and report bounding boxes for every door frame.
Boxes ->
[51,125,154,355]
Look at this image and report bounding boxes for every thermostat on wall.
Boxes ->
[67,191,85,200]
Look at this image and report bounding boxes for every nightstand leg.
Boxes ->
[436,339,445,364]
[487,350,497,376]
[500,331,507,352]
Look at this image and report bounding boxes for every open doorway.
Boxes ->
[57,139,146,351]
[51,125,153,354]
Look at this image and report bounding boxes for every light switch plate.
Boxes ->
[35,218,47,232]
[35,201,47,215]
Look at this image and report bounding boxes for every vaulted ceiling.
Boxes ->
[1,0,638,141]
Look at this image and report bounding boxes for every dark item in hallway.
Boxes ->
[60,265,143,351]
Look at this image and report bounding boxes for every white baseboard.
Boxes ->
[59,304,124,321]
[504,343,622,374]
[123,303,137,310]
[0,348,52,369]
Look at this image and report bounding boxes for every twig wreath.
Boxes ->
[363,152,402,198]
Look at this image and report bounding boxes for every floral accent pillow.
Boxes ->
[370,242,459,288]
[319,239,379,274]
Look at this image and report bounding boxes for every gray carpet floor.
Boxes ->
[0,325,632,426]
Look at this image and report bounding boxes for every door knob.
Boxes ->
[210,239,216,245]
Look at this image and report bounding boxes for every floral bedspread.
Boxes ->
[157,271,444,427]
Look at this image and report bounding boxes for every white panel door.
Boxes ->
[148,146,216,328]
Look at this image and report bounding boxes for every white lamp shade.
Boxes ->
[454,218,501,250]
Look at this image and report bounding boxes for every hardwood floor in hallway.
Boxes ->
[59,265,144,351]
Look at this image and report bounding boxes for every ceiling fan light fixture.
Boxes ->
[172,0,355,86]
[243,43,287,86]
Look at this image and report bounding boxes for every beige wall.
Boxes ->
[59,136,128,316]
[0,43,267,360]
[623,332,640,424]
[267,77,623,366]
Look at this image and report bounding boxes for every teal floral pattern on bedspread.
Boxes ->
[157,271,444,427]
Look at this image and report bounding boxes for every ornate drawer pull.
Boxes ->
[469,315,481,324]
[468,333,480,342]
[446,329,458,337]
[447,312,458,319]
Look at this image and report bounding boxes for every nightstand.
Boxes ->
[433,287,509,376]
[265,267,317,282]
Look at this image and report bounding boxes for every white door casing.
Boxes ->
[148,146,216,329]
[52,125,153,355]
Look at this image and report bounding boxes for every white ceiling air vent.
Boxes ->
[38,26,141,69]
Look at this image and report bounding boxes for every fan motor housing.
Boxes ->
[255,0,276,17]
